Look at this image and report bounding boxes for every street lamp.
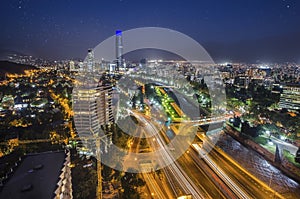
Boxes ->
[268,140,274,145]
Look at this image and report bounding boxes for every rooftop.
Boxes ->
[0,151,65,199]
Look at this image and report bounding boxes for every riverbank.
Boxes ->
[224,124,300,184]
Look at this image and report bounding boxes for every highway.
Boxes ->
[135,110,284,199]
[142,172,169,199]
[137,112,241,199]
[192,143,251,199]
[122,119,176,199]
[176,149,232,199]
[158,124,239,199]
[134,112,207,198]
[135,111,251,199]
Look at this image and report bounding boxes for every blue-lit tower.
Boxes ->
[115,30,123,71]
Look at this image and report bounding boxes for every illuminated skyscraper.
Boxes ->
[72,49,113,199]
[115,30,123,71]
[73,49,113,137]
[73,84,101,137]
[69,60,76,71]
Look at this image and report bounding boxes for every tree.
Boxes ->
[102,165,113,181]
[295,148,300,163]
[233,116,241,128]
[241,121,259,137]
[121,168,145,199]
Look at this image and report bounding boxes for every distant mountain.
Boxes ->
[0,49,27,61]
[0,61,37,79]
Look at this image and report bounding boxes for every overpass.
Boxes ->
[173,116,227,125]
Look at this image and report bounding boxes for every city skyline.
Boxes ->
[0,0,300,63]
[1,1,300,199]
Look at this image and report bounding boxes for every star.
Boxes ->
[18,0,23,9]
[287,5,290,8]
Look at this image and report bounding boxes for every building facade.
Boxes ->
[73,49,113,137]
[279,84,300,111]
[54,150,73,199]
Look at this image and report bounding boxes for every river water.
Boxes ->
[213,131,300,199]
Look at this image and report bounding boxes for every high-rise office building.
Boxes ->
[73,49,114,137]
[85,49,95,73]
[69,60,76,72]
[73,84,102,137]
[97,81,114,125]
[72,49,113,199]
[115,30,123,71]
[279,84,300,111]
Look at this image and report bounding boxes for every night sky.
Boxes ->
[1,0,300,63]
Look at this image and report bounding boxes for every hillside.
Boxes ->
[0,61,37,78]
